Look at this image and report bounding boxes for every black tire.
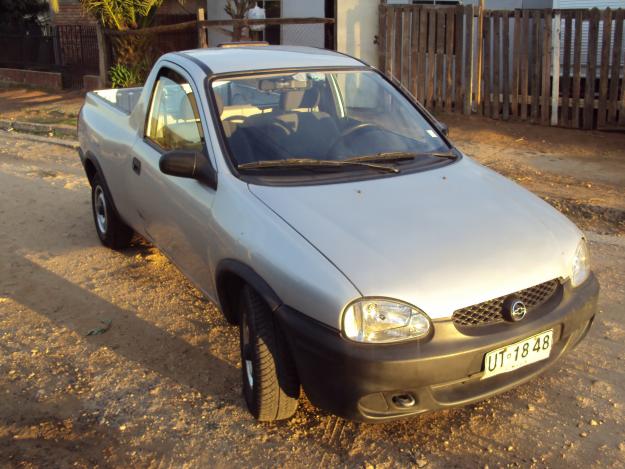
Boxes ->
[91,173,133,250]
[239,285,300,421]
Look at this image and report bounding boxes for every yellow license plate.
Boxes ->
[482,329,553,379]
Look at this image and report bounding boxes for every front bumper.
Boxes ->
[276,274,599,422]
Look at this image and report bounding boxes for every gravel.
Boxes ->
[1,125,624,468]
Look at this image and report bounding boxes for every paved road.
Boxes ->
[1,134,624,468]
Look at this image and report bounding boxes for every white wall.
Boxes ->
[281,0,324,47]
[205,0,231,46]
[336,0,379,66]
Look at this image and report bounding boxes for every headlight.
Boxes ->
[571,238,590,287]
[342,298,431,343]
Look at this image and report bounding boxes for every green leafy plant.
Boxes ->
[80,0,164,31]
[78,0,185,84]
[109,63,140,88]
[80,0,175,85]
[111,33,153,80]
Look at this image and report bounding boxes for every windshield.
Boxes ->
[211,70,451,173]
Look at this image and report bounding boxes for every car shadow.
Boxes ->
[2,251,239,402]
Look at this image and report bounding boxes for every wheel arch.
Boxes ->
[84,158,98,186]
[80,149,101,185]
[80,149,127,227]
[215,259,283,325]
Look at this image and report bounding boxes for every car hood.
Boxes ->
[248,157,583,320]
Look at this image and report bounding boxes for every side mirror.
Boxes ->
[159,150,217,189]
[436,121,449,137]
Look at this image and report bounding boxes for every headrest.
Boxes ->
[214,93,224,116]
[280,90,305,111]
[301,87,320,109]
[280,87,320,111]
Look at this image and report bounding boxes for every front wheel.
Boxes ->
[239,285,300,421]
[91,173,133,250]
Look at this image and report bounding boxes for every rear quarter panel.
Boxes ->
[78,94,140,225]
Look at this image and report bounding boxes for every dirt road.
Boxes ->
[1,127,624,468]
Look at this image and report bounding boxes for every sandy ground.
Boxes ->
[0,86,83,127]
[1,114,625,468]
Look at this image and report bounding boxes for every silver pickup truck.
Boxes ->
[78,44,599,423]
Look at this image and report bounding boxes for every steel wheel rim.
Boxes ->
[94,186,108,234]
[242,313,253,389]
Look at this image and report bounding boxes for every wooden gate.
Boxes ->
[378,4,625,130]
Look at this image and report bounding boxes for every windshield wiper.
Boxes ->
[237,158,399,173]
[346,150,458,163]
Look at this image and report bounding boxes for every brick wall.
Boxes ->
[51,4,96,26]
[0,68,63,90]
[156,0,201,16]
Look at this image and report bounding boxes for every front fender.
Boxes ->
[207,175,361,330]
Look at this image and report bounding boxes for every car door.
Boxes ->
[128,64,218,295]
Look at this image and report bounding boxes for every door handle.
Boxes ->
[132,157,141,175]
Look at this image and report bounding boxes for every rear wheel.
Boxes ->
[239,285,300,421]
[91,173,133,249]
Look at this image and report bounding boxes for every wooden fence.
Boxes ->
[378,4,625,130]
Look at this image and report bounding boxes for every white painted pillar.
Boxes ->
[336,0,379,66]
[205,0,230,46]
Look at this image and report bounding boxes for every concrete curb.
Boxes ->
[1,129,79,150]
[0,118,77,138]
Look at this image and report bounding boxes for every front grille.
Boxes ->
[452,279,560,327]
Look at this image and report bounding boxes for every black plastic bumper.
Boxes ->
[275,274,599,422]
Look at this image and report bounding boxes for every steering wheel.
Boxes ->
[325,123,380,159]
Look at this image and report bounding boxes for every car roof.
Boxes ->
[173,45,366,75]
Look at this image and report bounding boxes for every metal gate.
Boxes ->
[56,25,99,89]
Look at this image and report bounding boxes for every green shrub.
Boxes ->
[109,63,140,88]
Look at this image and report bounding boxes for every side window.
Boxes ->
[146,68,204,151]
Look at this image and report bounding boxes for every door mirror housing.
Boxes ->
[159,150,217,189]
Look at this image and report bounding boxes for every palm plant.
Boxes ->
[75,0,168,85]
[49,0,186,85]
[79,0,164,30]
